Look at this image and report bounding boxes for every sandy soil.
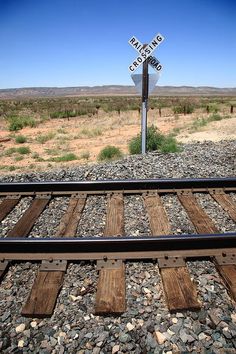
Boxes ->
[0,107,235,174]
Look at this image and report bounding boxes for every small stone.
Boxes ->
[16,324,26,333]
[143,287,151,294]
[23,330,31,338]
[119,333,132,343]
[231,313,236,323]
[126,322,135,331]
[30,321,37,328]
[171,318,178,324]
[209,310,221,327]
[97,341,103,347]
[2,311,11,321]
[154,331,166,345]
[18,340,24,348]
[69,294,78,301]
[112,345,120,354]
[84,315,90,321]
[198,332,207,341]
[223,327,232,339]
[50,337,57,346]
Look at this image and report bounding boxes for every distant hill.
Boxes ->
[0,85,236,98]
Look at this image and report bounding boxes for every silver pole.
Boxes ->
[141,101,147,154]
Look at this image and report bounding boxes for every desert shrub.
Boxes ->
[129,125,180,154]
[15,155,24,161]
[207,103,219,113]
[8,116,36,131]
[17,146,31,154]
[50,153,78,162]
[5,147,17,156]
[36,132,55,144]
[98,145,123,161]
[208,113,222,122]
[173,104,194,115]
[79,128,102,138]
[80,151,90,160]
[15,135,27,144]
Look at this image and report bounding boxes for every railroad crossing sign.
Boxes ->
[128,32,165,154]
[128,33,164,73]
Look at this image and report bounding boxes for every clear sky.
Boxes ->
[0,0,235,89]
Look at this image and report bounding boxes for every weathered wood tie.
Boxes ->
[22,194,87,317]
[210,190,236,222]
[178,191,236,302]
[0,197,20,222]
[95,193,126,314]
[7,196,50,237]
[144,193,201,311]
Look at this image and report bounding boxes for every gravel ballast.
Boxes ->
[0,140,236,353]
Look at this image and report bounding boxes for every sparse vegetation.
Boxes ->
[80,151,90,160]
[8,116,36,131]
[78,128,102,138]
[17,146,31,154]
[36,132,55,144]
[49,153,78,162]
[98,146,123,161]
[129,125,180,154]
[15,135,27,144]
[190,113,227,132]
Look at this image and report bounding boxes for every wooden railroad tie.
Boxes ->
[95,193,126,314]
[22,194,87,317]
[178,190,236,302]
[144,192,201,311]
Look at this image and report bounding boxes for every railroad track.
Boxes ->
[0,177,236,318]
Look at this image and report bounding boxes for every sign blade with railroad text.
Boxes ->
[128,33,164,72]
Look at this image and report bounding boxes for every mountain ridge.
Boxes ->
[0,85,236,98]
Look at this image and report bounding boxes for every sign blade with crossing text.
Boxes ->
[128,33,164,72]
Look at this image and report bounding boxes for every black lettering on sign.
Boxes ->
[145,48,151,55]
[129,37,136,44]
[157,35,162,42]
[137,57,142,63]
[151,58,157,65]
[151,40,158,47]
[149,44,153,51]
[136,44,142,51]
[141,52,146,59]
[157,64,162,71]
[133,41,139,49]
[133,62,138,68]
[129,65,134,72]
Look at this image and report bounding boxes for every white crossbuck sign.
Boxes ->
[128,33,164,73]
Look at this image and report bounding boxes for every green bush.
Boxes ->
[15,135,27,144]
[50,153,78,162]
[98,145,123,161]
[173,104,194,115]
[8,116,36,131]
[5,147,17,156]
[17,146,31,154]
[36,132,55,144]
[129,125,180,154]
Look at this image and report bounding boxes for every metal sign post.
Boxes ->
[128,33,164,154]
[141,51,149,153]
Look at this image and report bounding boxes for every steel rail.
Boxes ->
[0,177,235,194]
[1,233,236,254]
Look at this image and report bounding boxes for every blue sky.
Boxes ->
[0,0,235,89]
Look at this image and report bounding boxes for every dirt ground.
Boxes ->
[0,107,235,174]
